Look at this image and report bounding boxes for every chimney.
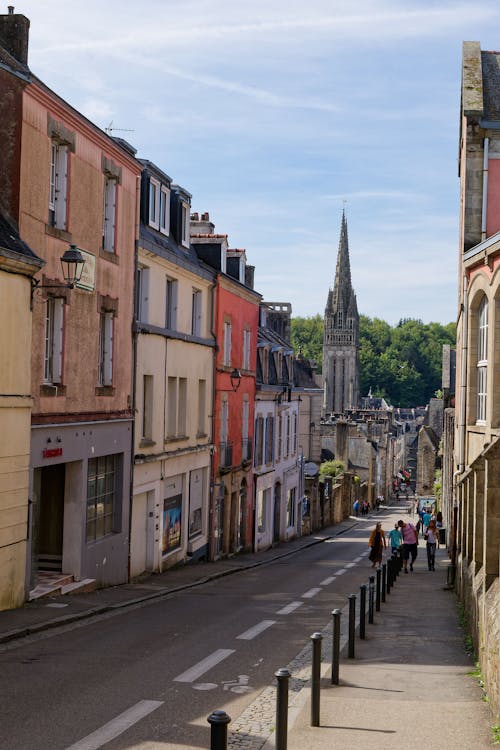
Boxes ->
[190,210,215,235]
[0,8,30,64]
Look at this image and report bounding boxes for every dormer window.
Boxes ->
[181,201,190,248]
[160,185,170,235]
[149,178,160,229]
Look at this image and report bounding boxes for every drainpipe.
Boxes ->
[458,275,468,474]
[481,137,489,242]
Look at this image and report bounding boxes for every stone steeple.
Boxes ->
[323,211,360,414]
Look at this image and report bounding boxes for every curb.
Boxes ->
[0,521,359,646]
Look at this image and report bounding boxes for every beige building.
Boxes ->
[131,163,215,575]
[0,217,43,610]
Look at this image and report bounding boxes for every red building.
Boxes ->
[191,215,260,558]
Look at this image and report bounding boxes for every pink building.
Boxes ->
[0,10,141,596]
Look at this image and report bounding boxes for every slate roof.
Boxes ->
[481,51,500,120]
[0,212,42,266]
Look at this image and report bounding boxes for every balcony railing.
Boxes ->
[219,441,233,468]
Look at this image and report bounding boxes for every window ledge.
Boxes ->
[196,432,209,439]
[40,384,66,397]
[164,435,188,444]
[99,248,119,265]
[139,438,156,448]
[95,386,116,397]
[45,224,72,242]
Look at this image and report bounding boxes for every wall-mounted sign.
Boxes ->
[76,249,96,291]
[43,447,63,459]
[162,494,182,555]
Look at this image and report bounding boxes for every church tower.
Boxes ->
[323,211,360,414]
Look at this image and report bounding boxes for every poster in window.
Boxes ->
[162,494,182,555]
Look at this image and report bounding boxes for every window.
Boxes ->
[142,375,153,440]
[44,297,64,384]
[198,379,206,436]
[181,201,190,247]
[166,376,187,438]
[292,412,298,454]
[284,413,290,458]
[160,185,170,235]
[477,297,488,423]
[254,415,264,466]
[277,413,282,460]
[98,311,114,386]
[243,329,251,370]
[86,454,118,542]
[178,378,187,436]
[48,142,68,229]
[167,377,177,437]
[191,289,202,336]
[165,277,178,330]
[257,487,270,533]
[149,178,160,229]
[102,178,117,252]
[286,487,296,528]
[265,415,274,464]
[242,399,250,461]
[223,320,232,367]
[189,469,204,538]
[136,266,149,322]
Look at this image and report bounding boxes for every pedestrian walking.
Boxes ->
[425,519,439,571]
[387,523,403,554]
[368,522,386,567]
[353,499,360,517]
[398,519,419,573]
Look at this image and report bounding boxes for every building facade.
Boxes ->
[131,165,215,576]
[452,41,500,716]
[323,212,360,415]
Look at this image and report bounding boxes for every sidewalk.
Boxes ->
[0,517,358,645]
[283,523,494,750]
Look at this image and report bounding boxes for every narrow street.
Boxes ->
[0,511,390,750]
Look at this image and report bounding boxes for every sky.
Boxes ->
[18,0,500,325]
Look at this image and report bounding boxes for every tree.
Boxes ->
[319,460,345,479]
[290,314,323,372]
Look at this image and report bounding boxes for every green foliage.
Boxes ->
[492,724,500,744]
[433,469,442,509]
[290,313,456,407]
[290,315,324,373]
[319,460,345,478]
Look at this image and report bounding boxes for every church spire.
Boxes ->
[330,209,355,318]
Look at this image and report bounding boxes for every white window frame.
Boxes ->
[191,289,202,336]
[160,185,170,235]
[477,296,488,423]
[44,297,64,384]
[102,177,117,252]
[49,142,68,230]
[181,201,190,248]
[98,311,114,386]
[223,320,232,367]
[165,277,178,330]
[149,178,160,229]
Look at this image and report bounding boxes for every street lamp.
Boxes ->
[230,368,241,392]
[31,244,85,304]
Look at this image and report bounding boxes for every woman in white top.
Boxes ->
[425,519,439,571]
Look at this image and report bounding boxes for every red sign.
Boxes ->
[42,447,63,459]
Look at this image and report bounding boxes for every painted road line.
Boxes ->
[354,556,364,562]
[302,587,321,599]
[174,649,235,683]
[336,569,347,575]
[65,700,163,750]
[320,576,336,586]
[276,601,304,615]
[237,620,276,640]
[345,562,356,568]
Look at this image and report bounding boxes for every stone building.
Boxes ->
[323,212,360,415]
[450,41,500,716]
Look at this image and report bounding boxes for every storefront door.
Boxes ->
[38,464,65,572]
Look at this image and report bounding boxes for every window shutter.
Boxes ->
[52,298,64,384]
[55,146,68,229]
[104,313,114,385]
[103,180,116,251]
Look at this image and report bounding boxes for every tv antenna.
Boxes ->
[105,120,134,135]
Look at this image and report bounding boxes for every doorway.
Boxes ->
[273,482,281,543]
[37,464,65,572]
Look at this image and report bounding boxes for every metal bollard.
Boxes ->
[348,594,356,658]
[368,575,375,624]
[359,584,367,639]
[392,553,399,579]
[310,633,323,727]
[381,563,387,603]
[387,557,392,593]
[331,609,341,685]
[376,566,381,611]
[275,668,290,750]
[207,710,231,750]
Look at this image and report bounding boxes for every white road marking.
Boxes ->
[302,587,321,599]
[173,649,235,682]
[336,569,347,575]
[345,562,356,568]
[320,576,336,586]
[237,620,276,640]
[354,556,364,562]
[276,601,304,615]
[64,700,163,750]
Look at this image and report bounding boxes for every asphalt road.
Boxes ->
[1,513,392,750]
